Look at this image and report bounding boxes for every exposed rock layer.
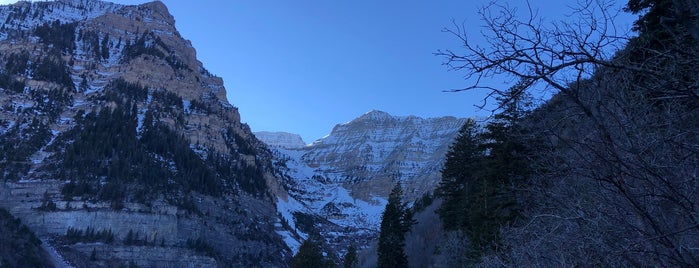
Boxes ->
[268,110,466,256]
[0,0,287,266]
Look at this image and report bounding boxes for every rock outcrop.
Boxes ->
[267,110,467,257]
[304,110,467,199]
[254,131,306,149]
[0,0,287,266]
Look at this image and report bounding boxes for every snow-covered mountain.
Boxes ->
[0,0,287,266]
[304,110,467,199]
[266,110,467,254]
[254,131,306,149]
[0,0,469,263]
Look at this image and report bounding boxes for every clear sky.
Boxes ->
[1,0,635,143]
[158,0,498,143]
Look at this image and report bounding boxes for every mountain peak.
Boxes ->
[358,110,393,120]
[0,1,287,266]
[274,111,468,255]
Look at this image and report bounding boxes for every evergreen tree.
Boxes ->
[291,233,326,268]
[377,183,412,268]
[343,245,358,268]
[624,0,692,39]
[436,118,483,230]
[100,33,110,60]
[436,80,533,259]
[464,81,532,253]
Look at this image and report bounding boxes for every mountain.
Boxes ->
[0,0,287,266]
[266,110,467,256]
[303,110,467,199]
[254,131,306,149]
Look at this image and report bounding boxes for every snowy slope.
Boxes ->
[304,110,467,199]
[254,131,306,149]
[266,110,467,255]
[274,147,387,255]
[0,0,289,265]
[0,0,122,42]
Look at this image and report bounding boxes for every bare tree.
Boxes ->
[437,0,630,97]
[437,0,699,266]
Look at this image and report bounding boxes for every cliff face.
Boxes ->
[303,110,467,199]
[0,0,287,266]
[267,110,466,256]
[254,131,306,149]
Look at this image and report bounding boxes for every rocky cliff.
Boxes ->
[0,0,287,266]
[254,131,306,149]
[267,110,467,256]
[303,110,467,199]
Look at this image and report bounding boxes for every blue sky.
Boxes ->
[2,0,636,143]
[161,0,498,143]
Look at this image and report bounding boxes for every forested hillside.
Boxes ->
[372,0,699,267]
[0,1,286,266]
[0,208,53,267]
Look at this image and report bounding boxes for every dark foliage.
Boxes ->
[151,89,183,110]
[411,192,434,213]
[34,20,76,53]
[78,30,102,60]
[123,229,150,246]
[291,232,336,268]
[121,31,191,72]
[220,128,268,196]
[56,99,222,204]
[100,33,110,60]
[29,85,72,120]
[31,51,74,90]
[436,85,534,261]
[52,78,270,207]
[227,127,257,155]
[343,245,358,268]
[65,227,114,244]
[0,72,26,94]
[432,0,699,266]
[3,4,31,25]
[436,119,482,231]
[186,237,217,258]
[0,117,51,180]
[122,32,164,60]
[109,78,148,102]
[624,0,697,42]
[377,183,413,268]
[165,54,191,71]
[0,208,53,268]
[5,51,30,76]
[53,81,168,204]
[141,122,222,196]
[37,191,57,212]
[187,98,211,114]
[0,51,28,93]
[292,212,319,235]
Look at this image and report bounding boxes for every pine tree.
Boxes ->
[101,33,110,60]
[377,183,412,268]
[291,233,326,268]
[343,245,358,268]
[467,81,530,247]
[436,118,483,230]
[436,80,534,259]
[124,229,134,245]
[464,81,532,253]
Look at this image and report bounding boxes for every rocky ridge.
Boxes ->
[0,0,287,266]
[254,131,306,149]
[265,110,467,255]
